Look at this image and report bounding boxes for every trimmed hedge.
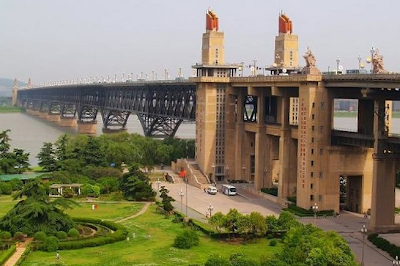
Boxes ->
[284,204,335,217]
[368,233,400,259]
[261,187,278,196]
[57,217,128,250]
[0,244,16,265]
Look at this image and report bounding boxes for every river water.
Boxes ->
[0,113,399,166]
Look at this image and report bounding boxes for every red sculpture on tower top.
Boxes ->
[279,12,292,34]
[206,9,219,31]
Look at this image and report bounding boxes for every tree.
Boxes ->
[55,134,69,162]
[208,212,225,233]
[249,212,267,239]
[0,179,78,235]
[223,208,242,239]
[0,129,11,156]
[82,136,106,166]
[11,148,30,174]
[120,164,155,201]
[37,142,57,171]
[159,185,174,212]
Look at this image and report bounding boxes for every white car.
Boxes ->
[206,186,218,195]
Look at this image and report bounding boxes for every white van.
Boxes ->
[206,185,218,195]
[222,184,237,196]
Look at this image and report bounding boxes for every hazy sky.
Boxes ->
[1,0,399,84]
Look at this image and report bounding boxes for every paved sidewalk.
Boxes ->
[4,238,33,266]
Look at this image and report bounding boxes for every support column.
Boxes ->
[369,99,396,232]
[38,111,48,119]
[77,121,97,135]
[47,114,60,123]
[278,94,293,199]
[235,88,245,181]
[59,117,77,128]
[254,89,266,190]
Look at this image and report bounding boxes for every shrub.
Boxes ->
[14,232,25,241]
[0,245,16,265]
[33,231,47,241]
[62,188,74,198]
[269,239,278,246]
[67,228,79,238]
[261,187,278,196]
[56,231,68,240]
[0,231,11,240]
[173,229,199,249]
[43,236,59,252]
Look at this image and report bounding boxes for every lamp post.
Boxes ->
[358,55,362,71]
[393,255,399,265]
[156,178,161,195]
[312,203,318,226]
[208,203,214,217]
[252,59,258,76]
[179,189,184,213]
[336,56,340,74]
[225,165,229,182]
[211,163,216,184]
[242,165,246,181]
[370,47,375,74]
[263,167,268,189]
[185,175,188,216]
[361,224,367,266]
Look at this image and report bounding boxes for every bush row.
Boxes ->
[0,244,16,265]
[368,233,400,258]
[284,204,335,217]
[57,218,128,250]
[173,213,285,240]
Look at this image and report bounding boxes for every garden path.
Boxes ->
[3,237,33,266]
[115,202,152,223]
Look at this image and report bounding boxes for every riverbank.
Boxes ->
[0,106,23,113]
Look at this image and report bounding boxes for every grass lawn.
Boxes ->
[0,106,23,113]
[0,195,18,218]
[22,204,282,266]
[64,202,144,221]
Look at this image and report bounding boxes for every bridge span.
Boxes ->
[16,80,196,137]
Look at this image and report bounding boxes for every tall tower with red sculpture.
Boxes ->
[201,9,225,65]
[274,12,299,72]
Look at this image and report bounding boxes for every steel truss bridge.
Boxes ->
[17,81,196,137]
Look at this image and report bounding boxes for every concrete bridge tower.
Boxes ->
[274,12,300,73]
[192,9,238,182]
[12,78,18,106]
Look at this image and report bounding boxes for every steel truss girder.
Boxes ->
[101,109,131,130]
[60,104,76,118]
[137,114,183,138]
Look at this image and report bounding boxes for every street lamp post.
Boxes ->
[336,56,340,74]
[393,255,399,265]
[361,224,367,266]
[156,178,161,195]
[179,189,184,213]
[208,203,214,217]
[358,55,362,71]
[225,165,229,182]
[185,176,188,216]
[312,203,318,226]
[370,47,375,74]
[211,163,216,184]
[263,167,268,189]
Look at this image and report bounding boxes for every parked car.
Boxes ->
[206,185,218,195]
